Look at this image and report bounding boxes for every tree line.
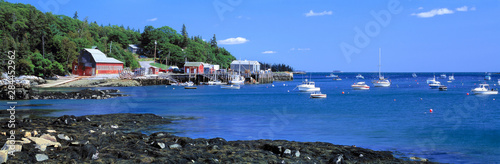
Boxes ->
[259,62,294,72]
[0,0,236,77]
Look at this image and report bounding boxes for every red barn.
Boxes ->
[184,62,204,74]
[72,48,124,76]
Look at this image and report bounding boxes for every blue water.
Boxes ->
[4,72,500,163]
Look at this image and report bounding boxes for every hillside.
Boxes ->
[0,0,235,77]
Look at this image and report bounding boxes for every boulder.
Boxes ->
[295,150,301,157]
[169,144,181,149]
[46,130,56,133]
[40,134,57,142]
[28,136,61,150]
[35,154,49,162]
[57,134,71,141]
[24,132,32,138]
[0,150,7,163]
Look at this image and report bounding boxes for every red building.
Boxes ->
[72,48,124,76]
[183,62,204,74]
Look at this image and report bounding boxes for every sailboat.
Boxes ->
[412,73,417,78]
[230,60,245,85]
[447,74,455,83]
[371,48,391,87]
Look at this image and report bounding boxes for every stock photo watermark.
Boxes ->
[38,0,69,14]
[257,107,297,139]
[339,0,402,63]
[5,50,17,156]
[213,0,243,21]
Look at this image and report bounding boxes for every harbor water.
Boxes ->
[7,72,500,163]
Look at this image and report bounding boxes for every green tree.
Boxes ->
[73,11,78,19]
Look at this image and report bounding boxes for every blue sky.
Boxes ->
[9,0,500,72]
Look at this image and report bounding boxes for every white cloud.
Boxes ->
[218,37,249,45]
[418,7,423,10]
[456,6,468,12]
[411,8,454,18]
[305,10,333,17]
[262,51,276,54]
[147,18,158,22]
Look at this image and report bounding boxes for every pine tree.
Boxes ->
[73,11,78,19]
[210,34,218,49]
[181,24,189,48]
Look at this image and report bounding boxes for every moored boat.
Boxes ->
[351,82,370,90]
[310,91,326,98]
[429,81,441,89]
[356,74,364,79]
[371,48,391,87]
[412,73,417,78]
[440,74,447,79]
[221,85,240,89]
[297,79,320,92]
[439,85,447,91]
[471,84,498,95]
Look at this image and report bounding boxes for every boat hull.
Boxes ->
[429,84,440,89]
[352,85,370,90]
[221,85,240,89]
[372,81,390,87]
[472,91,498,95]
[298,87,320,92]
[310,94,326,98]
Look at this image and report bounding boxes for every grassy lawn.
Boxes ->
[150,62,168,69]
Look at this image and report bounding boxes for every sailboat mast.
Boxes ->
[378,48,381,78]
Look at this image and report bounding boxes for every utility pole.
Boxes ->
[154,40,157,63]
[166,51,170,67]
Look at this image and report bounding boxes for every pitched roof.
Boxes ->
[84,49,123,64]
[231,60,260,65]
[128,44,139,49]
[184,62,204,67]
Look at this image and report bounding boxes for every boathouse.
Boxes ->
[72,48,123,76]
[230,60,260,73]
[184,62,204,74]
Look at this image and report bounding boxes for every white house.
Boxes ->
[230,60,260,73]
[128,44,141,54]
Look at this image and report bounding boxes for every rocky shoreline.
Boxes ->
[30,89,125,100]
[0,113,434,163]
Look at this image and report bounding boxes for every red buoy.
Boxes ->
[467,93,469,95]
[430,109,433,113]
[342,91,345,94]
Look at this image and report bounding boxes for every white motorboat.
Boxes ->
[412,73,417,78]
[471,84,498,95]
[297,79,320,92]
[333,77,342,81]
[427,76,437,84]
[310,91,326,98]
[371,48,391,87]
[326,73,338,78]
[207,80,226,85]
[498,79,500,85]
[180,81,194,86]
[440,74,447,79]
[485,75,492,81]
[221,85,240,89]
[429,81,441,89]
[356,74,364,79]
[351,82,370,90]
[230,75,245,85]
